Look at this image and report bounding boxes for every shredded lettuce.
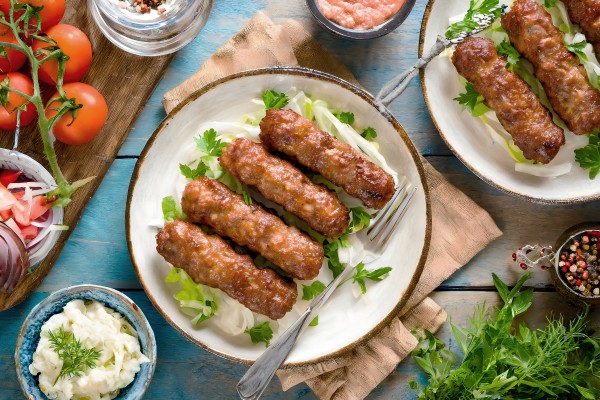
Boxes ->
[165,267,218,324]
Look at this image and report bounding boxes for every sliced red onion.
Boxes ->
[30,218,53,228]
[7,181,50,190]
[4,218,24,244]
[0,223,29,293]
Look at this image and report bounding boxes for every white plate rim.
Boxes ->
[125,66,432,367]
[419,0,600,205]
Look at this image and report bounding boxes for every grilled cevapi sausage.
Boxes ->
[502,0,600,135]
[259,109,395,210]
[452,36,565,164]
[156,220,297,320]
[182,177,323,280]
[561,0,600,56]
[220,138,350,239]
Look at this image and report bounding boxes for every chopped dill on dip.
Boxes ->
[29,300,149,400]
[317,0,405,30]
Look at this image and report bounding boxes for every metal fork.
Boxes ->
[375,13,496,107]
[236,182,417,400]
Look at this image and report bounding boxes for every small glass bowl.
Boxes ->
[305,0,417,40]
[88,0,213,56]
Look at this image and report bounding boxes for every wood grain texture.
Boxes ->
[0,1,174,310]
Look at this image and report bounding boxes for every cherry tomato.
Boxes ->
[0,26,26,73]
[0,0,65,32]
[45,82,107,145]
[0,72,36,130]
[33,24,92,85]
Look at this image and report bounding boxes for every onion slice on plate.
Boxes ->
[0,222,30,293]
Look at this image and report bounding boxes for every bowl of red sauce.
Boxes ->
[0,149,64,293]
[306,0,417,39]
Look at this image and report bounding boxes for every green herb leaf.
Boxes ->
[309,316,319,327]
[347,207,371,234]
[162,196,184,221]
[446,0,502,39]
[245,322,273,347]
[48,327,101,384]
[262,89,289,110]
[334,111,355,125]
[194,128,227,157]
[454,82,491,117]
[361,127,378,141]
[179,161,208,180]
[166,267,218,324]
[496,40,521,70]
[566,40,589,62]
[352,263,393,294]
[324,240,344,278]
[544,0,558,7]
[302,280,326,300]
[575,135,600,179]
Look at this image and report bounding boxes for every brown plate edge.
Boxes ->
[418,0,600,205]
[125,66,432,367]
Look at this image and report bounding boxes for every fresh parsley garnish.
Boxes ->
[445,0,502,39]
[195,128,227,157]
[351,263,393,294]
[361,127,378,141]
[454,82,491,117]
[334,111,355,125]
[302,280,326,300]
[179,161,208,180]
[48,327,101,384]
[245,322,273,347]
[262,90,289,110]
[162,196,184,221]
[575,134,600,179]
[347,207,371,234]
[309,316,319,327]
[496,40,521,70]
[566,40,589,62]
[324,240,344,278]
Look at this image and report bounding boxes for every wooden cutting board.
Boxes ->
[0,1,175,310]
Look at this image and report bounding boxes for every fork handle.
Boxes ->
[237,265,356,400]
[375,35,448,107]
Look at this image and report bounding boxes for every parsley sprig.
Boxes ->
[566,40,589,62]
[454,82,490,117]
[496,40,521,70]
[48,327,101,385]
[262,90,289,110]
[195,128,227,157]
[446,0,502,39]
[350,263,392,294]
[575,133,600,179]
[361,127,378,141]
[245,322,273,347]
[334,111,355,125]
[302,280,326,300]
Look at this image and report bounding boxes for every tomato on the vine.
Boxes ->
[32,24,92,85]
[0,26,26,73]
[0,0,65,32]
[0,72,36,130]
[45,82,107,145]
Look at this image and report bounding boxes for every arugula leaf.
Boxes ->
[496,40,521,70]
[454,82,491,117]
[352,263,393,294]
[245,322,273,347]
[445,0,502,39]
[48,327,101,384]
[361,127,378,141]
[309,316,319,327]
[566,40,589,62]
[302,280,326,300]
[262,89,289,110]
[334,111,355,125]
[162,196,184,221]
[575,134,600,179]
[179,161,208,180]
[194,128,227,157]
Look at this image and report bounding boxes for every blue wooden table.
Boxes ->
[3,1,600,399]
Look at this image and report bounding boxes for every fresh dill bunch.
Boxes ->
[48,327,102,385]
[412,273,600,399]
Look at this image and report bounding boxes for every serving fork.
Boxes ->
[375,13,496,107]
[237,181,417,400]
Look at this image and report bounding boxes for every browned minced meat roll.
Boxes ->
[182,177,323,281]
[156,220,297,320]
[259,109,395,210]
[562,0,600,56]
[452,37,565,164]
[502,0,600,135]
[220,138,350,239]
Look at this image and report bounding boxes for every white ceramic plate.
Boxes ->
[420,0,599,204]
[126,67,430,366]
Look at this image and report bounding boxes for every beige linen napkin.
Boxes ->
[163,13,502,400]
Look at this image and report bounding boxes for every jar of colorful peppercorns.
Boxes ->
[516,222,600,307]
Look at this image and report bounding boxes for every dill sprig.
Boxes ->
[48,327,101,385]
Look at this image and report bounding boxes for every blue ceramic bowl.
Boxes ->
[15,285,157,400]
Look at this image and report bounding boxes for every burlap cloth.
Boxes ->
[163,12,502,400]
